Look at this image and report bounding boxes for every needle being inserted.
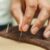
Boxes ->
[19,31,23,40]
[19,16,23,40]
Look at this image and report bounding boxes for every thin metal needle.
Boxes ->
[19,15,23,40]
[19,31,23,40]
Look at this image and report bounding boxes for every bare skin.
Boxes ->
[12,0,23,27]
[19,0,50,38]
[31,0,50,38]
[12,0,50,38]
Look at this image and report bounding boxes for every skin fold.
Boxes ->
[12,0,23,24]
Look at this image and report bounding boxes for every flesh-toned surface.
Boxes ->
[0,37,45,50]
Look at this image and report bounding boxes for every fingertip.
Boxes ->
[22,24,29,32]
[43,31,50,38]
[31,27,39,35]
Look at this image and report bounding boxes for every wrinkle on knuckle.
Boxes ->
[25,16,32,24]
[26,15,33,21]
[29,5,37,10]
[26,0,38,9]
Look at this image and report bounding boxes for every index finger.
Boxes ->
[21,0,38,32]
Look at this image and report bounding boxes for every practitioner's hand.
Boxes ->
[12,0,23,30]
[20,0,38,31]
[31,0,50,38]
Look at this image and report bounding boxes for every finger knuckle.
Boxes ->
[26,0,38,9]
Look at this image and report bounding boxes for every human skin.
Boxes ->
[12,0,23,27]
[19,0,50,38]
[12,0,50,38]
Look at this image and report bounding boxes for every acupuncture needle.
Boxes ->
[19,31,23,40]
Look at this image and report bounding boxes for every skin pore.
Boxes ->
[12,0,23,24]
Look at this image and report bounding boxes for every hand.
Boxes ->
[31,0,50,38]
[19,0,50,38]
[12,0,23,29]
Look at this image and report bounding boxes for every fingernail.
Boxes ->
[44,31,50,38]
[31,27,39,35]
[22,24,29,32]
